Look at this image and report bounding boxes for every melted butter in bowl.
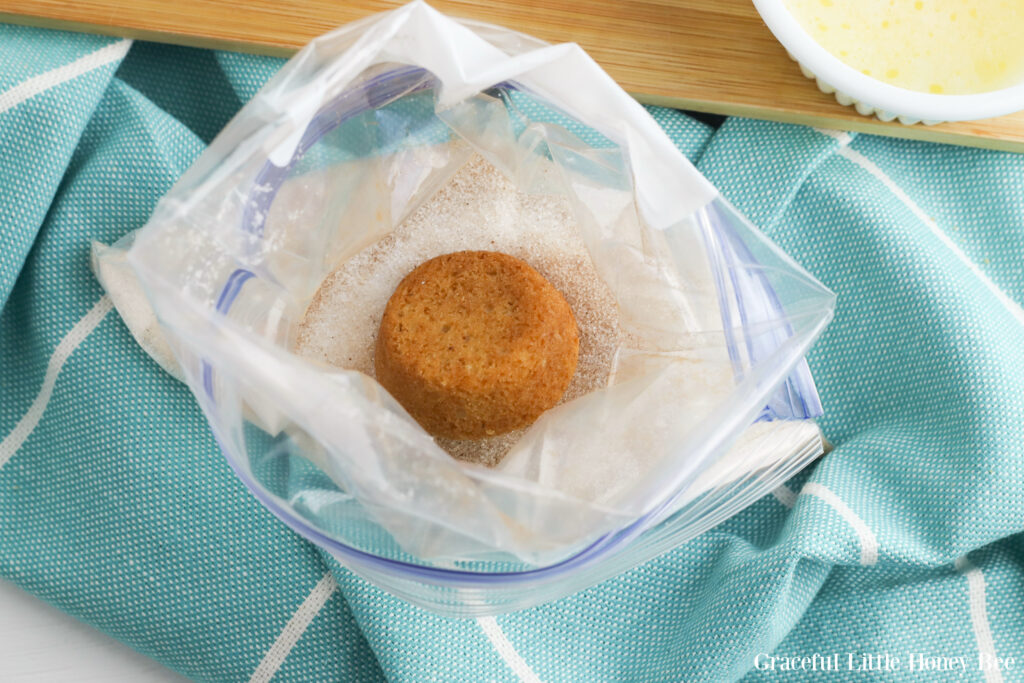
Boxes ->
[785,0,1024,95]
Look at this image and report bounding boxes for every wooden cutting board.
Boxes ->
[4,0,1024,152]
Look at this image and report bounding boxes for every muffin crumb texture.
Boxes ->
[375,251,579,440]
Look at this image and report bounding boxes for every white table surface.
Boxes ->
[0,578,187,682]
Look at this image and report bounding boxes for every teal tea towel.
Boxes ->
[2,25,1024,683]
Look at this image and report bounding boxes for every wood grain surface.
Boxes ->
[2,0,1023,152]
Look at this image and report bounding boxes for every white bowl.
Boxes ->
[751,0,1024,124]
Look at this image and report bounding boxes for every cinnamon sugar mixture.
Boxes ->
[295,155,620,465]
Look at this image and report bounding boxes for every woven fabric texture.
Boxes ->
[2,26,1023,683]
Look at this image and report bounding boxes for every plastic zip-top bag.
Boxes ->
[93,2,835,611]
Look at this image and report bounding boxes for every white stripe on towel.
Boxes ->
[248,572,338,683]
[0,39,132,116]
[771,483,798,509]
[477,617,543,683]
[801,482,878,566]
[813,128,854,147]
[832,144,1024,327]
[0,295,114,469]
[956,556,1004,683]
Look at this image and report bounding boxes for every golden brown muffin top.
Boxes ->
[375,250,579,440]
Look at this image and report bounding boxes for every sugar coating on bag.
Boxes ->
[295,155,621,465]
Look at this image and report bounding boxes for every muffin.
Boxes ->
[375,250,579,439]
